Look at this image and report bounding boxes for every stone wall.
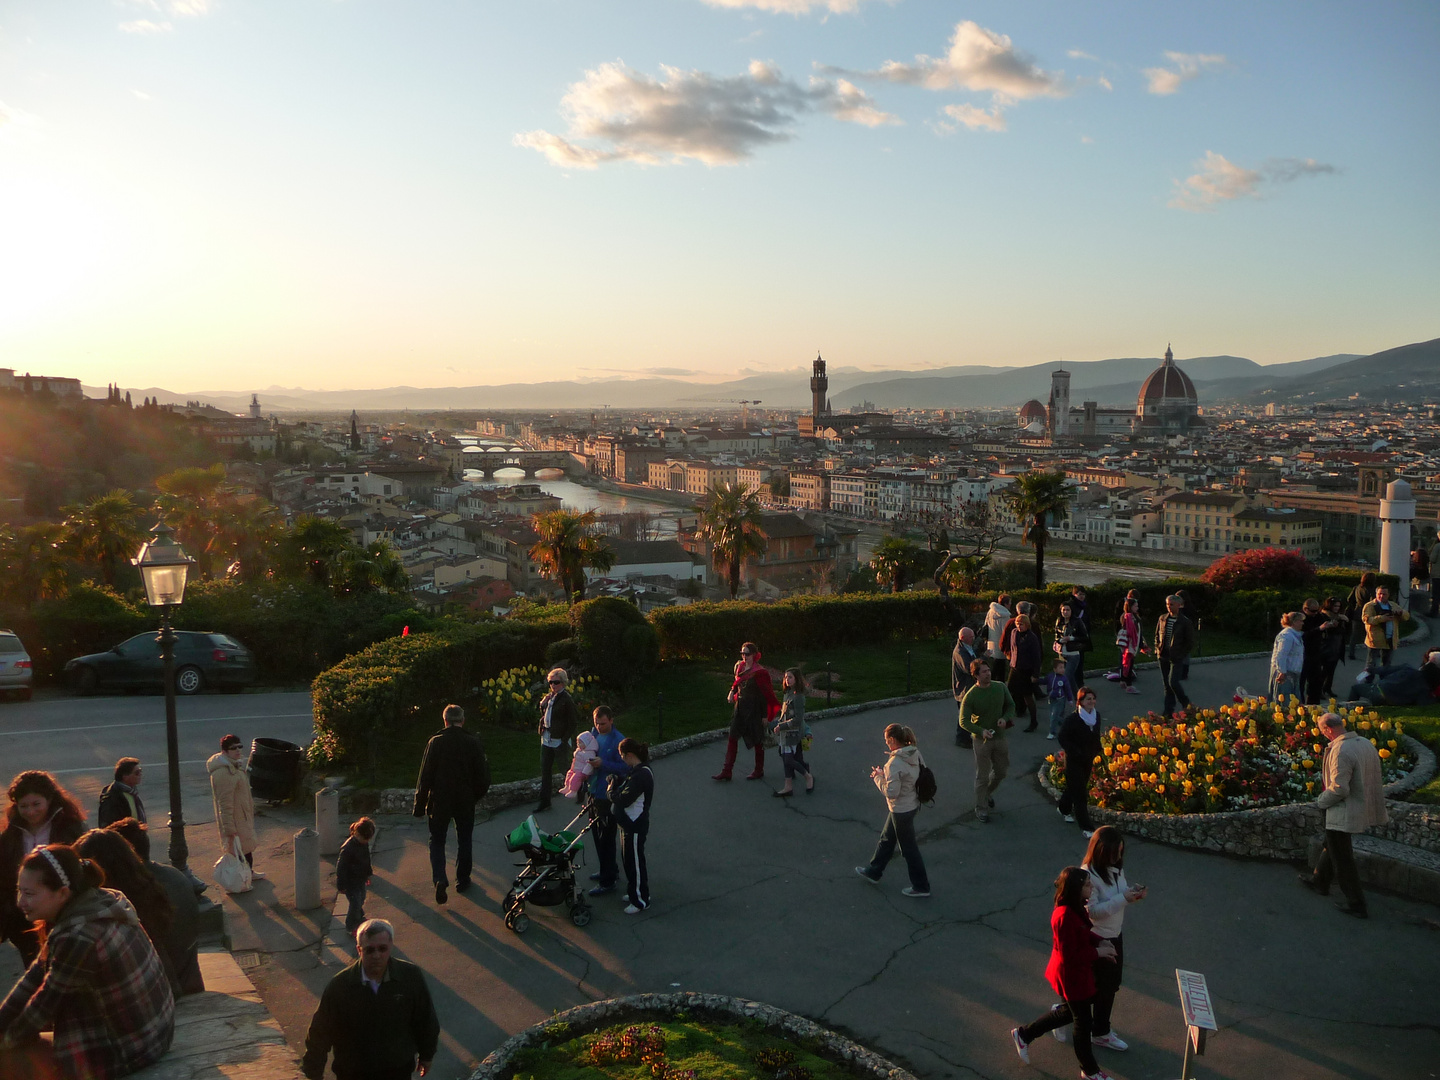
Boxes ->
[1035,734,1437,860]
[469,992,918,1080]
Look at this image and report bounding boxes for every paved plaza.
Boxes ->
[205,633,1439,1080]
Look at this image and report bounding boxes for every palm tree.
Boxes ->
[61,490,147,588]
[211,498,283,581]
[869,535,924,593]
[698,482,767,599]
[529,509,615,602]
[277,516,356,587]
[335,539,411,596]
[1006,470,1074,588]
[155,464,227,578]
[0,523,69,608]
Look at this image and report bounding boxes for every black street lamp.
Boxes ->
[132,523,197,875]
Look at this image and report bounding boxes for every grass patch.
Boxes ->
[1374,704,1440,805]
[347,629,1293,792]
[509,1018,847,1080]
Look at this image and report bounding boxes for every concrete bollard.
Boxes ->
[294,827,321,911]
[316,788,340,856]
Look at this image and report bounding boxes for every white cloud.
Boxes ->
[1169,151,1337,211]
[1067,49,1099,62]
[700,0,872,13]
[132,89,152,100]
[1080,134,1094,144]
[1143,51,1226,95]
[119,19,172,33]
[515,60,896,169]
[867,21,1068,98]
[166,0,213,14]
[940,102,1005,132]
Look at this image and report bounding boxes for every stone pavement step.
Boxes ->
[1308,833,1440,906]
[129,949,304,1080]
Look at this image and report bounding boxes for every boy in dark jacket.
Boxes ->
[336,818,376,935]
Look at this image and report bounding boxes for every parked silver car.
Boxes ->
[0,630,34,702]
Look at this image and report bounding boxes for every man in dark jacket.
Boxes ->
[97,758,146,827]
[952,628,979,747]
[413,705,490,905]
[1053,601,1091,688]
[302,919,439,1080]
[536,668,578,813]
[1154,595,1195,717]
[1343,572,1376,661]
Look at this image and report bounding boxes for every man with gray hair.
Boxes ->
[302,919,440,1080]
[952,627,979,747]
[1299,713,1388,918]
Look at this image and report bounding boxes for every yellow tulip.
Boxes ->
[1378,748,1392,759]
[1387,740,1397,750]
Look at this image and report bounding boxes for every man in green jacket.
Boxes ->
[303,919,440,1080]
[958,659,1016,823]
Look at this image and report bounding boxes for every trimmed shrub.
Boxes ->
[309,619,569,768]
[10,584,150,682]
[1202,548,1316,591]
[565,597,659,690]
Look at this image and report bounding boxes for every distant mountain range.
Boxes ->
[91,338,1436,414]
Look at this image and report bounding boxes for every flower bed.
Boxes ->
[477,665,602,729]
[1045,698,1417,815]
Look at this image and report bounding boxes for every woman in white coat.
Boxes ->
[207,734,263,880]
[1081,826,1146,1052]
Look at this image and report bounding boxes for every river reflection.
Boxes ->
[460,468,682,534]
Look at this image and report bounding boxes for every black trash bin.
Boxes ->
[248,738,304,803]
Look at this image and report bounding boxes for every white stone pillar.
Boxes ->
[1378,479,1416,609]
[315,788,340,856]
[294,827,321,910]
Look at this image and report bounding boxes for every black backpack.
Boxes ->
[915,763,938,804]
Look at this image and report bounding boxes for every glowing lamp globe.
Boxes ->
[132,524,196,608]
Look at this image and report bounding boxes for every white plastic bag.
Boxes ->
[214,837,253,894]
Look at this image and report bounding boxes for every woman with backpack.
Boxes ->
[770,669,814,797]
[854,724,931,898]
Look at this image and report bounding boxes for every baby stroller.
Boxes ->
[502,809,593,933]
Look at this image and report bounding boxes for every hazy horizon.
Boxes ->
[3,2,1436,392]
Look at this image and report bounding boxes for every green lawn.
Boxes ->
[348,626,1319,792]
[1374,704,1440,805]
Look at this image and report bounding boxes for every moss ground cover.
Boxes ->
[1046,698,1419,815]
[508,1019,846,1080]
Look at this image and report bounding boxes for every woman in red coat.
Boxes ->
[1010,865,1117,1080]
[713,642,779,781]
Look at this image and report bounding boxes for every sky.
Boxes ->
[1,1,1437,393]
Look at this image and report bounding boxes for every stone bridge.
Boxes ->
[461,446,587,478]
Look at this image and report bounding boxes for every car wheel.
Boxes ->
[75,667,99,696]
[175,666,204,695]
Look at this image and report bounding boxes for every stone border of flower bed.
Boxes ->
[467,991,918,1080]
[1034,733,1437,861]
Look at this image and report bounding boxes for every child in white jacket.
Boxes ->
[560,730,600,798]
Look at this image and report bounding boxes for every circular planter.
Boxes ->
[469,992,919,1080]
[1035,733,1435,861]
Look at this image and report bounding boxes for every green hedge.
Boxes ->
[1,580,435,685]
[309,619,570,768]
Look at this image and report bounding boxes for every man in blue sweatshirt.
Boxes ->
[586,707,629,896]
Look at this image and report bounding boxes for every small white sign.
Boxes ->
[1176,969,1219,1032]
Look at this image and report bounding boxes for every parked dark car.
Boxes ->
[66,632,255,696]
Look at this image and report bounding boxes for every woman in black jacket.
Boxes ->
[1053,601,1092,689]
[1056,687,1104,833]
[609,739,653,915]
[536,668,579,812]
[1008,614,1044,733]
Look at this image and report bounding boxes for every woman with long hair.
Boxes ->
[771,668,814,797]
[1082,827,1147,1052]
[855,723,930,898]
[1056,686,1105,834]
[1117,598,1142,694]
[1008,613,1043,733]
[1010,865,1117,1080]
[0,844,174,1079]
[74,829,180,994]
[0,771,87,966]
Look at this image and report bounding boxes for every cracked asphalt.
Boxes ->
[226,666,1440,1080]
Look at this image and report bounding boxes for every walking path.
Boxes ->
[216,617,1440,1080]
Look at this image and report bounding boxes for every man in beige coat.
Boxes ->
[1300,713,1386,917]
[208,733,263,880]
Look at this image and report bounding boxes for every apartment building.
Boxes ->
[1160,491,1255,555]
[1233,507,1325,559]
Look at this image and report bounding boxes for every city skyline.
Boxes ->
[1,1,1436,392]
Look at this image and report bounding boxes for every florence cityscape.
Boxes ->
[1,4,1438,1080]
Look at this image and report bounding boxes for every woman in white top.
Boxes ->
[1082,827,1146,1052]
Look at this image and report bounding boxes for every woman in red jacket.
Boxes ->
[1010,865,1117,1080]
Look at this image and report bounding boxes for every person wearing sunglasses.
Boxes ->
[713,643,778,781]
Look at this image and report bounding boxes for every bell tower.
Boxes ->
[810,352,829,426]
